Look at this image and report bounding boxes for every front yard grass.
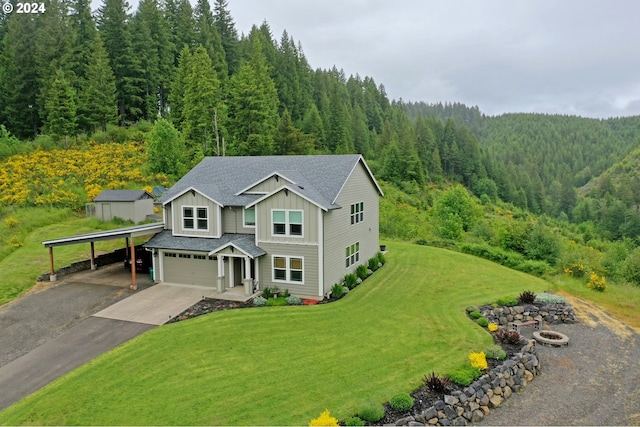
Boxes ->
[0,241,551,425]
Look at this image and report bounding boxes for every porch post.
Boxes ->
[242,256,253,296]
[216,255,224,293]
[90,241,96,270]
[48,247,57,281]
[129,239,137,291]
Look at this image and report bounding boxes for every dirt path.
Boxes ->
[479,296,640,426]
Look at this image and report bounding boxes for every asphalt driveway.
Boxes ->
[0,264,155,411]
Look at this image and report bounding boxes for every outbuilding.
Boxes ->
[94,190,154,223]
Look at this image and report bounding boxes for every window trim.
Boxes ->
[346,242,360,268]
[271,255,304,284]
[182,205,209,231]
[350,202,364,225]
[243,206,256,228]
[271,209,304,238]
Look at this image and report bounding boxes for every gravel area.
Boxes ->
[479,297,640,426]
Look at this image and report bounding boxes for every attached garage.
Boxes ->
[161,251,217,287]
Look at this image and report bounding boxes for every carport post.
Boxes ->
[90,241,96,270]
[129,239,137,291]
[48,246,57,281]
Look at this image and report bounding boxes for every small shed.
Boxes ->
[94,190,154,223]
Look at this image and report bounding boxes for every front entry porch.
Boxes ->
[214,253,259,297]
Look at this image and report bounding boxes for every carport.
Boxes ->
[42,222,165,290]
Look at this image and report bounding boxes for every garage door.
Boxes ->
[162,252,217,287]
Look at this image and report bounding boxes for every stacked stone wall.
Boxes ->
[480,303,576,327]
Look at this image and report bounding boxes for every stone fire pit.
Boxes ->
[533,330,569,347]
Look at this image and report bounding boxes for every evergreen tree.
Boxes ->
[301,103,325,151]
[69,0,98,81]
[168,45,192,126]
[165,0,197,66]
[274,109,314,155]
[97,0,144,123]
[78,36,117,132]
[226,40,278,156]
[180,46,223,160]
[148,118,186,177]
[213,0,239,75]
[194,0,227,83]
[44,69,78,146]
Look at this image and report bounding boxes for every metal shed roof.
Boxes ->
[42,222,165,248]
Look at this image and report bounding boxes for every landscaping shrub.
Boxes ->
[344,417,366,426]
[524,224,560,265]
[468,352,488,370]
[495,296,518,306]
[331,283,346,299]
[262,287,272,299]
[376,251,386,265]
[488,322,499,332]
[534,293,566,304]
[286,296,302,305]
[515,260,553,276]
[357,402,385,423]
[476,317,489,327]
[389,393,414,412]
[587,271,607,292]
[457,242,524,269]
[485,344,507,360]
[252,296,267,306]
[447,366,481,386]
[465,305,478,314]
[266,297,288,306]
[423,371,452,393]
[518,290,537,304]
[356,264,369,280]
[469,310,482,319]
[283,288,290,298]
[309,409,339,426]
[494,329,523,345]
[343,273,358,289]
[367,257,379,271]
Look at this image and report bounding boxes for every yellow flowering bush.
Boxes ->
[309,410,339,426]
[468,351,488,370]
[587,272,607,292]
[0,142,162,209]
[488,322,499,332]
[563,262,586,278]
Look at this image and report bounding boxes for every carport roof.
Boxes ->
[143,230,266,258]
[42,222,165,248]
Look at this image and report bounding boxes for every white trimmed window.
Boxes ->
[183,206,208,231]
[272,209,303,237]
[244,207,256,227]
[346,242,360,268]
[273,255,304,283]
[351,202,364,225]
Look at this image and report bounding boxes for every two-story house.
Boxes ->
[144,154,383,299]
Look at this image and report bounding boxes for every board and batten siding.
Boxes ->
[164,204,173,230]
[222,206,255,234]
[255,190,319,244]
[245,175,294,193]
[257,242,319,296]
[322,161,380,295]
[170,191,221,237]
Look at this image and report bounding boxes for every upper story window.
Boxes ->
[183,206,208,231]
[244,207,256,227]
[272,209,303,237]
[351,202,364,225]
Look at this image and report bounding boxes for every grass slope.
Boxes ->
[0,241,550,425]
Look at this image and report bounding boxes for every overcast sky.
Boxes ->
[226,0,640,119]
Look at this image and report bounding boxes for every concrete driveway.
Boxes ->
[0,263,193,411]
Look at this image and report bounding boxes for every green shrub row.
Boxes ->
[332,251,387,300]
[457,243,552,276]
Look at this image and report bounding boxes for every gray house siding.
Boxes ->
[257,242,320,297]
[170,192,221,237]
[246,175,294,193]
[322,162,380,294]
[255,191,319,244]
[222,207,255,234]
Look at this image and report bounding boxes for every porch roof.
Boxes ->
[143,230,266,258]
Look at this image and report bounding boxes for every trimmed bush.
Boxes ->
[465,305,479,314]
[476,317,489,327]
[266,297,288,306]
[344,417,366,426]
[331,283,346,299]
[496,296,518,307]
[494,329,523,345]
[389,393,414,412]
[343,273,358,289]
[376,251,386,265]
[262,287,272,299]
[447,366,481,386]
[469,310,482,319]
[356,264,369,280]
[367,257,379,271]
[485,344,507,360]
[534,293,566,304]
[358,402,385,423]
[309,409,339,426]
[253,296,267,306]
[286,296,302,305]
[469,351,488,370]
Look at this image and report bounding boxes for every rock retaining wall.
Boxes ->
[393,340,540,426]
[38,248,128,281]
[480,303,576,327]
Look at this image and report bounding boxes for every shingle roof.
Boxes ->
[158,155,381,210]
[94,190,153,202]
[144,230,266,258]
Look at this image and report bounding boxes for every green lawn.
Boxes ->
[0,241,551,426]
